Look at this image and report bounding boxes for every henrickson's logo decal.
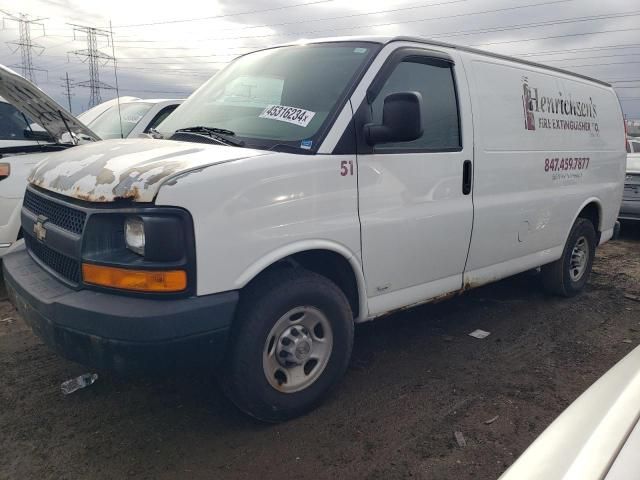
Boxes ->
[522,78,536,131]
[521,77,599,135]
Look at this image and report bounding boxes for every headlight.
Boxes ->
[0,163,10,180]
[124,216,145,256]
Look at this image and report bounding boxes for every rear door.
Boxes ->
[354,47,474,316]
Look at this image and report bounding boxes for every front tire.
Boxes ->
[222,268,354,422]
[541,217,596,297]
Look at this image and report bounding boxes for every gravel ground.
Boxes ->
[1,224,639,480]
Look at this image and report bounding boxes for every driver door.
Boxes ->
[355,48,474,316]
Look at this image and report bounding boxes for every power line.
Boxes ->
[106,65,214,73]
[517,43,640,57]
[559,60,640,68]
[109,44,261,50]
[115,50,252,59]
[121,0,470,36]
[90,51,640,69]
[474,26,640,47]
[111,0,573,44]
[90,42,640,64]
[3,5,639,111]
[113,0,334,28]
[2,10,47,83]
[431,11,640,40]
[12,24,640,72]
[20,34,640,77]
[117,87,193,94]
[68,24,116,108]
[542,52,640,63]
[60,72,74,112]
[116,7,640,45]
[102,60,227,66]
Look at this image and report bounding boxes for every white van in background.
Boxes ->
[76,96,141,125]
[3,37,626,422]
[79,98,184,139]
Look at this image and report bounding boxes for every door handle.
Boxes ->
[462,160,472,195]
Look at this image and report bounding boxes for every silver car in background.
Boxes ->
[620,140,640,223]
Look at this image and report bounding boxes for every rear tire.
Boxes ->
[221,268,353,422]
[541,217,596,297]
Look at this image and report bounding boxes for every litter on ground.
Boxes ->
[61,373,99,395]
[469,329,491,339]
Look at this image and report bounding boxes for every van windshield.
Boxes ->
[157,42,377,150]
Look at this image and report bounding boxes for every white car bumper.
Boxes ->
[0,196,22,257]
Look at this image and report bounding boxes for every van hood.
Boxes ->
[29,138,269,202]
[0,64,99,144]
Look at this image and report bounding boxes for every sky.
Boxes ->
[0,0,638,118]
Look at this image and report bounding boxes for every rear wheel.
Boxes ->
[221,268,353,422]
[541,217,596,297]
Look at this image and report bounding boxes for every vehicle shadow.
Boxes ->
[619,220,640,240]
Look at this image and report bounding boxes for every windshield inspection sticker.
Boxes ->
[300,139,313,150]
[259,105,316,127]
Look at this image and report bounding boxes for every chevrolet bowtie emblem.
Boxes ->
[33,215,48,242]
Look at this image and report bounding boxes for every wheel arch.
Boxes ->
[569,198,603,244]
[235,241,368,321]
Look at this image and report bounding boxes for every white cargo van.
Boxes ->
[3,37,626,421]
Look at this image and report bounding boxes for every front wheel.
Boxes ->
[221,269,354,422]
[541,217,596,297]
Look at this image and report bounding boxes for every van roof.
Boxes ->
[278,36,612,88]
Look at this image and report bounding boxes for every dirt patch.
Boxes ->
[1,224,639,480]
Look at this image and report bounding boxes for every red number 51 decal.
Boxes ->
[340,160,354,176]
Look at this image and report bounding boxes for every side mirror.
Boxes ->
[365,91,423,146]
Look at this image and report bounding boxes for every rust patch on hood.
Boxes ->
[28,138,269,203]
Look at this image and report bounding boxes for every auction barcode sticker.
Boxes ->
[259,105,316,127]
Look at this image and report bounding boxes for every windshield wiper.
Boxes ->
[174,126,245,147]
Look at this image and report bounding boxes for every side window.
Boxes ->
[371,59,461,152]
[145,105,179,132]
[634,142,640,153]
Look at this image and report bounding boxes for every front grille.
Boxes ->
[24,235,81,284]
[23,189,87,235]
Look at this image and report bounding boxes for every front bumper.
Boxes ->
[3,242,238,373]
[619,200,640,222]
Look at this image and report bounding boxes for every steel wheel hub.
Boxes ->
[263,306,333,393]
[276,325,313,365]
[569,235,589,282]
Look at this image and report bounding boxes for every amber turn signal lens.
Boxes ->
[82,264,187,292]
[0,163,10,179]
